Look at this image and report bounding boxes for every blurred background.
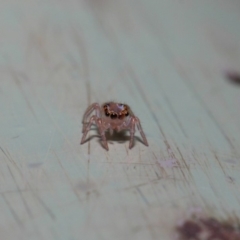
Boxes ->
[0,0,240,239]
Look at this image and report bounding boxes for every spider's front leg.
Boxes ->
[129,117,148,149]
[129,118,136,149]
[135,117,148,147]
[82,103,101,132]
[81,115,97,144]
[81,116,109,151]
[96,119,109,151]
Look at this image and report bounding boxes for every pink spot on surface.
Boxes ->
[188,207,203,215]
[28,162,44,168]
[224,159,238,164]
[157,158,178,168]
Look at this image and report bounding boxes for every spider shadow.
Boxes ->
[81,129,145,148]
[104,131,129,143]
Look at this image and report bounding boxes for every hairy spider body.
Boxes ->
[80,102,148,150]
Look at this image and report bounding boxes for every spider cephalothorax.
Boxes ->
[103,102,129,119]
[80,102,148,150]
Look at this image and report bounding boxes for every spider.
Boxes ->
[80,102,148,150]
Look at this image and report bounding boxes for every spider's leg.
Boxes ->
[129,118,136,149]
[96,119,109,151]
[81,116,97,144]
[135,117,148,146]
[82,103,101,132]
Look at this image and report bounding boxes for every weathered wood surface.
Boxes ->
[0,0,240,239]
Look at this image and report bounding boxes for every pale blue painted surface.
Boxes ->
[0,0,240,239]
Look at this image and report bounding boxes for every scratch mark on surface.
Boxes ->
[1,147,15,166]
[54,151,83,203]
[1,193,23,227]
[139,19,236,150]
[101,161,158,165]
[162,92,188,138]
[156,144,179,168]
[136,187,150,206]
[38,98,81,162]
[74,29,92,204]
[7,166,33,219]
[176,65,235,150]
[32,192,56,220]
[176,147,189,171]
[10,70,39,122]
[86,65,91,203]
[213,152,227,176]
[152,152,168,177]
[154,170,161,179]
[124,144,129,157]
[127,66,166,139]
[42,131,55,163]
[0,146,8,158]
[121,176,181,191]
[176,146,196,186]
[138,146,160,202]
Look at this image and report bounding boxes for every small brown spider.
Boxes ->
[80,102,148,150]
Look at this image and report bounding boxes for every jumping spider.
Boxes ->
[80,102,148,150]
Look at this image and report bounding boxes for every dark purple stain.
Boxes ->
[225,71,240,85]
[177,220,202,239]
[177,217,240,240]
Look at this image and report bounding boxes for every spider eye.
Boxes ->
[110,113,118,119]
[125,111,129,116]
[118,113,124,119]
[103,104,109,109]
[105,111,110,117]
